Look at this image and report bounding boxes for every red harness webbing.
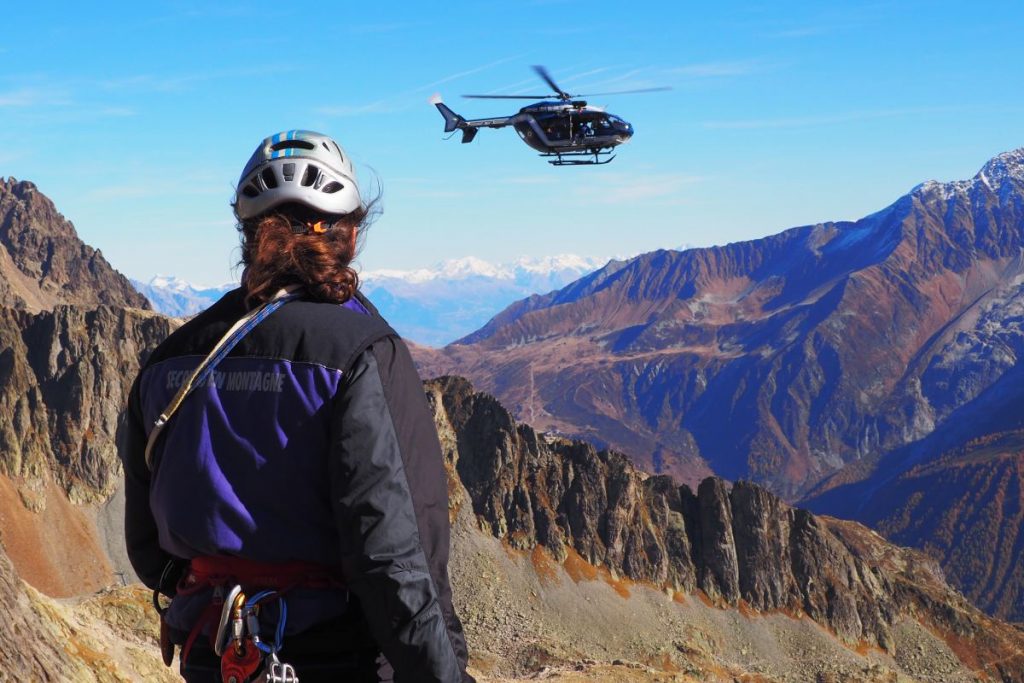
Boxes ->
[180,556,346,594]
[176,556,346,666]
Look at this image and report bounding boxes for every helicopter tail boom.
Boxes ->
[430,93,512,144]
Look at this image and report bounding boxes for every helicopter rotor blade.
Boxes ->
[532,65,570,99]
[574,87,673,97]
[462,94,553,99]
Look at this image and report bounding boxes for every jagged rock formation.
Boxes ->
[427,376,1024,681]
[0,305,175,503]
[0,178,148,312]
[413,149,1024,620]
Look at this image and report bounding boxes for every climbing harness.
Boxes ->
[157,554,344,681]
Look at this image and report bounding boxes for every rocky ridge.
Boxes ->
[0,178,148,312]
[427,376,1024,681]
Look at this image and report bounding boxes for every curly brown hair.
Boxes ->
[237,202,371,307]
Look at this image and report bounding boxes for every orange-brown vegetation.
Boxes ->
[562,546,599,583]
[530,545,559,586]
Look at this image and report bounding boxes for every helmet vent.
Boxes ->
[261,168,279,189]
[271,139,315,151]
[241,184,260,198]
[300,165,319,187]
[321,181,344,194]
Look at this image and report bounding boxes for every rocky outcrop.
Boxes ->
[0,540,77,678]
[0,178,148,312]
[0,537,174,681]
[427,376,1024,680]
[0,305,176,503]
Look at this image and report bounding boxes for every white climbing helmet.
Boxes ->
[235,130,361,220]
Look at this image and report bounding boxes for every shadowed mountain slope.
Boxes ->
[417,150,1024,498]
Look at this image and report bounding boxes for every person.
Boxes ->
[118,130,474,682]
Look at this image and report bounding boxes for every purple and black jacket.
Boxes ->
[118,288,471,682]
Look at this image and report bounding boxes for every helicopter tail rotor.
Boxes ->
[430,94,463,133]
[430,94,480,144]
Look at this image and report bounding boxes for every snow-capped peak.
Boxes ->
[362,254,605,284]
[148,274,194,293]
[912,147,1024,200]
[146,275,235,293]
[976,148,1024,187]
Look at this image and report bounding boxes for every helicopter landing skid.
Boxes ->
[542,149,616,166]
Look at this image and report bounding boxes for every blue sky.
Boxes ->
[2,1,1022,285]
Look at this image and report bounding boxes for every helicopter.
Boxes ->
[431,65,668,166]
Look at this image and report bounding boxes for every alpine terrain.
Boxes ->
[130,275,233,318]
[1,176,1023,681]
[413,149,1024,622]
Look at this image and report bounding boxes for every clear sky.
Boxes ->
[2,1,1022,285]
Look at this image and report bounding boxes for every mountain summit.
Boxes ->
[0,178,148,311]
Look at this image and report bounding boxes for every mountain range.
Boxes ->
[134,254,605,346]
[413,148,1024,622]
[3,175,1024,679]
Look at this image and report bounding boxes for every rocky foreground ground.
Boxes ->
[6,375,1022,682]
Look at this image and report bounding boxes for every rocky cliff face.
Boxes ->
[0,305,176,600]
[427,376,1024,681]
[0,305,175,504]
[0,178,148,312]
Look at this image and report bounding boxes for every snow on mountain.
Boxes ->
[131,276,234,317]
[912,146,1024,200]
[133,255,607,344]
[361,255,608,347]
